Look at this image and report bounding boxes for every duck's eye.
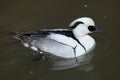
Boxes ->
[71,21,84,29]
[88,26,96,31]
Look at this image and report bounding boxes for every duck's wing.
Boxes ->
[10,29,73,42]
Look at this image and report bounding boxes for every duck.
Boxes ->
[10,17,102,58]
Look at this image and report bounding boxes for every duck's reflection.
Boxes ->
[46,51,94,71]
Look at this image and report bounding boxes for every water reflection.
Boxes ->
[41,51,95,71]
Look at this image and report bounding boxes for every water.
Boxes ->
[0,0,120,80]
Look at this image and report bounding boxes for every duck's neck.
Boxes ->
[72,29,86,40]
[72,29,88,52]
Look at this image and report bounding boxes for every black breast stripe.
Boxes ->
[50,30,87,53]
[63,31,87,53]
[49,30,87,53]
[72,36,87,53]
[41,30,87,53]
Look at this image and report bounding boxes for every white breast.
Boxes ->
[78,35,96,53]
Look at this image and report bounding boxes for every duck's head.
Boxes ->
[69,17,102,37]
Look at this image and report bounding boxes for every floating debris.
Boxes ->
[103,16,106,18]
[84,4,88,7]
[30,71,33,74]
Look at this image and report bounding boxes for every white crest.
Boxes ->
[69,17,95,27]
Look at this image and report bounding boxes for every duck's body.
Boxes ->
[10,17,101,58]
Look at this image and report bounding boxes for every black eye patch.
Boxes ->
[88,26,96,31]
[71,21,84,29]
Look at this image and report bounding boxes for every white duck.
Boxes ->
[10,17,101,58]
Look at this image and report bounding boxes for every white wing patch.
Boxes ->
[47,33,79,48]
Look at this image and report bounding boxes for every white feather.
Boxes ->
[47,33,78,48]
[23,43,29,47]
[30,46,38,51]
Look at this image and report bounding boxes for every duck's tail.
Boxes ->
[9,32,23,40]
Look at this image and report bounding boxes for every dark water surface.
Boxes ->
[0,0,120,80]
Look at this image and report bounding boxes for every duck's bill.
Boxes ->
[94,27,102,32]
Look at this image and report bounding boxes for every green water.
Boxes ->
[0,0,119,80]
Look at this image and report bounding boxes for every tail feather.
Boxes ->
[9,32,23,40]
